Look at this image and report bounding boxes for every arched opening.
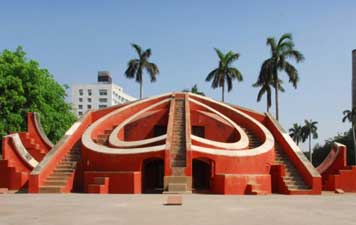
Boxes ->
[142,158,164,193]
[193,159,212,192]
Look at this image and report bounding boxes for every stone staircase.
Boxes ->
[88,177,109,194]
[275,144,310,192]
[242,128,260,149]
[171,98,186,173]
[22,133,47,160]
[0,159,28,190]
[39,142,81,193]
[94,126,115,145]
[164,98,191,194]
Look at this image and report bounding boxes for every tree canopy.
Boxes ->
[183,84,205,96]
[205,48,243,102]
[0,46,76,147]
[124,43,159,99]
[313,129,355,166]
[259,33,304,120]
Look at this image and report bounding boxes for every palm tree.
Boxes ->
[253,73,285,112]
[183,84,205,96]
[124,43,159,99]
[205,48,243,102]
[289,123,303,145]
[302,119,318,163]
[259,33,304,120]
[342,108,356,164]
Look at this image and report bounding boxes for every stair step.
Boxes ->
[44,180,68,186]
[171,167,185,176]
[47,176,70,181]
[39,186,63,193]
[172,161,186,167]
[168,183,187,192]
[274,143,311,191]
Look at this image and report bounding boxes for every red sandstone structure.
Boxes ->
[0,92,355,194]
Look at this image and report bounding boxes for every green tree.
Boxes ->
[252,72,285,112]
[259,33,304,120]
[302,119,318,163]
[289,123,303,145]
[0,46,76,149]
[183,84,205,96]
[205,48,243,102]
[124,43,159,99]
[313,129,355,166]
[342,108,356,164]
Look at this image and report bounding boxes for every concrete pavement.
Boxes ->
[1,194,356,225]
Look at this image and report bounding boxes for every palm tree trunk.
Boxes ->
[274,75,279,120]
[140,79,143,99]
[222,83,225,102]
[309,134,312,164]
[266,95,269,113]
[352,125,356,164]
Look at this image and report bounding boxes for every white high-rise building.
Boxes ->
[71,71,136,116]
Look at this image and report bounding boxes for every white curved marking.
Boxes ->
[82,93,172,154]
[189,98,249,149]
[8,133,39,168]
[109,99,170,147]
[65,122,82,135]
[188,93,274,157]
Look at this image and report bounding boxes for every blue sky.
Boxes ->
[1,1,355,150]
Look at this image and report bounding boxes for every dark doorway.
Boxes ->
[142,159,164,193]
[192,159,211,191]
[154,125,167,137]
[192,126,205,138]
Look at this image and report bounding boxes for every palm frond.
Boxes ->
[124,59,139,79]
[145,62,159,82]
[258,59,274,84]
[226,75,233,92]
[135,66,143,83]
[284,49,305,62]
[266,87,272,108]
[210,71,221,89]
[214,48,225,61]
[228,68,243,81]
[206,69,218,81]
[142,48,151,59]
[266,37,276,53]
[226,52,240,65]
[256,86,266,102]
[277,33,292,46]
[131,43,142,56]
[284,62,299,88]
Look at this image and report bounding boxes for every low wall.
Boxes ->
[212,174,271,194]
[84,171,141,193]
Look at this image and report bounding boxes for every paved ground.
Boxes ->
[1,193,356,225]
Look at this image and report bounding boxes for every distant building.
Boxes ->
[71,71,136,116]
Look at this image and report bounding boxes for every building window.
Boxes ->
[88,98,92,102]
[79,98,83,102]
[78,105,83,109]
[99,98,108,103]
[99,105,107,109]
[78,111,83,116]
[87,105,92,109]
[99,89,108,96]
[88,89,92,96]
[79,89,83,96]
